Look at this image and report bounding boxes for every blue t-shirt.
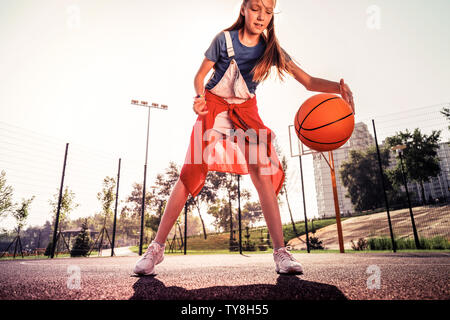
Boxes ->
[204,30,291,94]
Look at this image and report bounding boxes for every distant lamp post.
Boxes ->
[391,144,421,249]
[131,99,168,256]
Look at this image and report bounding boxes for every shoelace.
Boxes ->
[142,243,160,260]
[275,246,295,262]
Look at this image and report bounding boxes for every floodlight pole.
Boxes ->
[131,99,168,256]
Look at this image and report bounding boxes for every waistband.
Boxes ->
[205,89,257,108]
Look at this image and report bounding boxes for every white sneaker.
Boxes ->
[133,241,165,275]
[273,247,303,275]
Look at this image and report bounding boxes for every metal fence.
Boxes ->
[1,102,449,258]
[294,102,450,251]
[0,121,145,257]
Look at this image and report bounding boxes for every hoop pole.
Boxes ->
[329,151,345,253]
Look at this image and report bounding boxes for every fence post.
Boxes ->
[398,151,421,249]
[51,143,69,259]
[372,120,397,252]
[237,174,242,255]
[111,158,121,257]
[298,155,310,253]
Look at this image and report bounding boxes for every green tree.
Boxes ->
[49,186,79,231]
[97,176,116,230]
[207,198,262,232]
[13,196,35,231]
[208,171,250,244]
[340,146,394,211]
[122,182,152,243]
[207,198,232,232]
[171,209,202,237]
[241,201,263,227]
[150,162,198,241]
[70,219,92,257]
[192,170,225,239]
[385,128,441,204]
[147,173,168,233]
[0,170,14,220]
[441,106,450,131]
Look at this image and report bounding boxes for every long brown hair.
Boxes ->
[225,0,291,83]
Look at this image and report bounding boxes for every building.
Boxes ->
[392,142,450,203]
[313,122,374,218]
[313,123,450,218]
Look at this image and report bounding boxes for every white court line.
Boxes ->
[18,262,127,267]
[16,261,450,267]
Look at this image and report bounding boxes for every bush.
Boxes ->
[70,220,92,257]
[309,236,325,250]
[258,244,268,251]
[428,236,449,249]
[395,238,416,250]
[244,241,257,251]
[367,236,450,250]
[229,240,239,252]
[351,238,368,251]
[368,237,392,250]
[44,241,53,256]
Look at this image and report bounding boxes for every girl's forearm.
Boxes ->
[309,77,340,94]
[194,75,205,96]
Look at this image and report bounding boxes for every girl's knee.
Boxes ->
[249,164,271,186]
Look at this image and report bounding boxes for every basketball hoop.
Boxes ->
[288,124,345,253]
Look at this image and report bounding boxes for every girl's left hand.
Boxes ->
[340,79,355,115]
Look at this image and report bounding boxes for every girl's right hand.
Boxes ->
[193,96,208,116]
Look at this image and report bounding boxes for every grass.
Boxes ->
[367,236,450,251]
[2,247,448,259]
[0,253,71,260]
[171,218,343,252]
[0,250,102,260]
[129,246,450,256]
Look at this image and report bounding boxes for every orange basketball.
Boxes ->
[294,93,354,152]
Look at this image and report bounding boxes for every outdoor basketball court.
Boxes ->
[0,252,448,300]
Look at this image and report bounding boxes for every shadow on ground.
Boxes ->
[130,275,347,300]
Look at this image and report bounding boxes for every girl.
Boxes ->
[134,0,355,276]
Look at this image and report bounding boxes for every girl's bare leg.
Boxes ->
[246,143,285,249]
[153,177,190,244]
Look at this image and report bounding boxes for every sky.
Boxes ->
[0,0,449,232]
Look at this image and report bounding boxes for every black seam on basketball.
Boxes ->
[298,131,351,145]
[295,110,301,135]
[299,97,340,130]
[302,112,354,131]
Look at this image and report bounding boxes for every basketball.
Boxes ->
[294,93,355,152]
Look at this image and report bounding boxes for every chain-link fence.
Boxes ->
[0,121,146,258]
[1,103,449,258]
[288,103,450,251]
